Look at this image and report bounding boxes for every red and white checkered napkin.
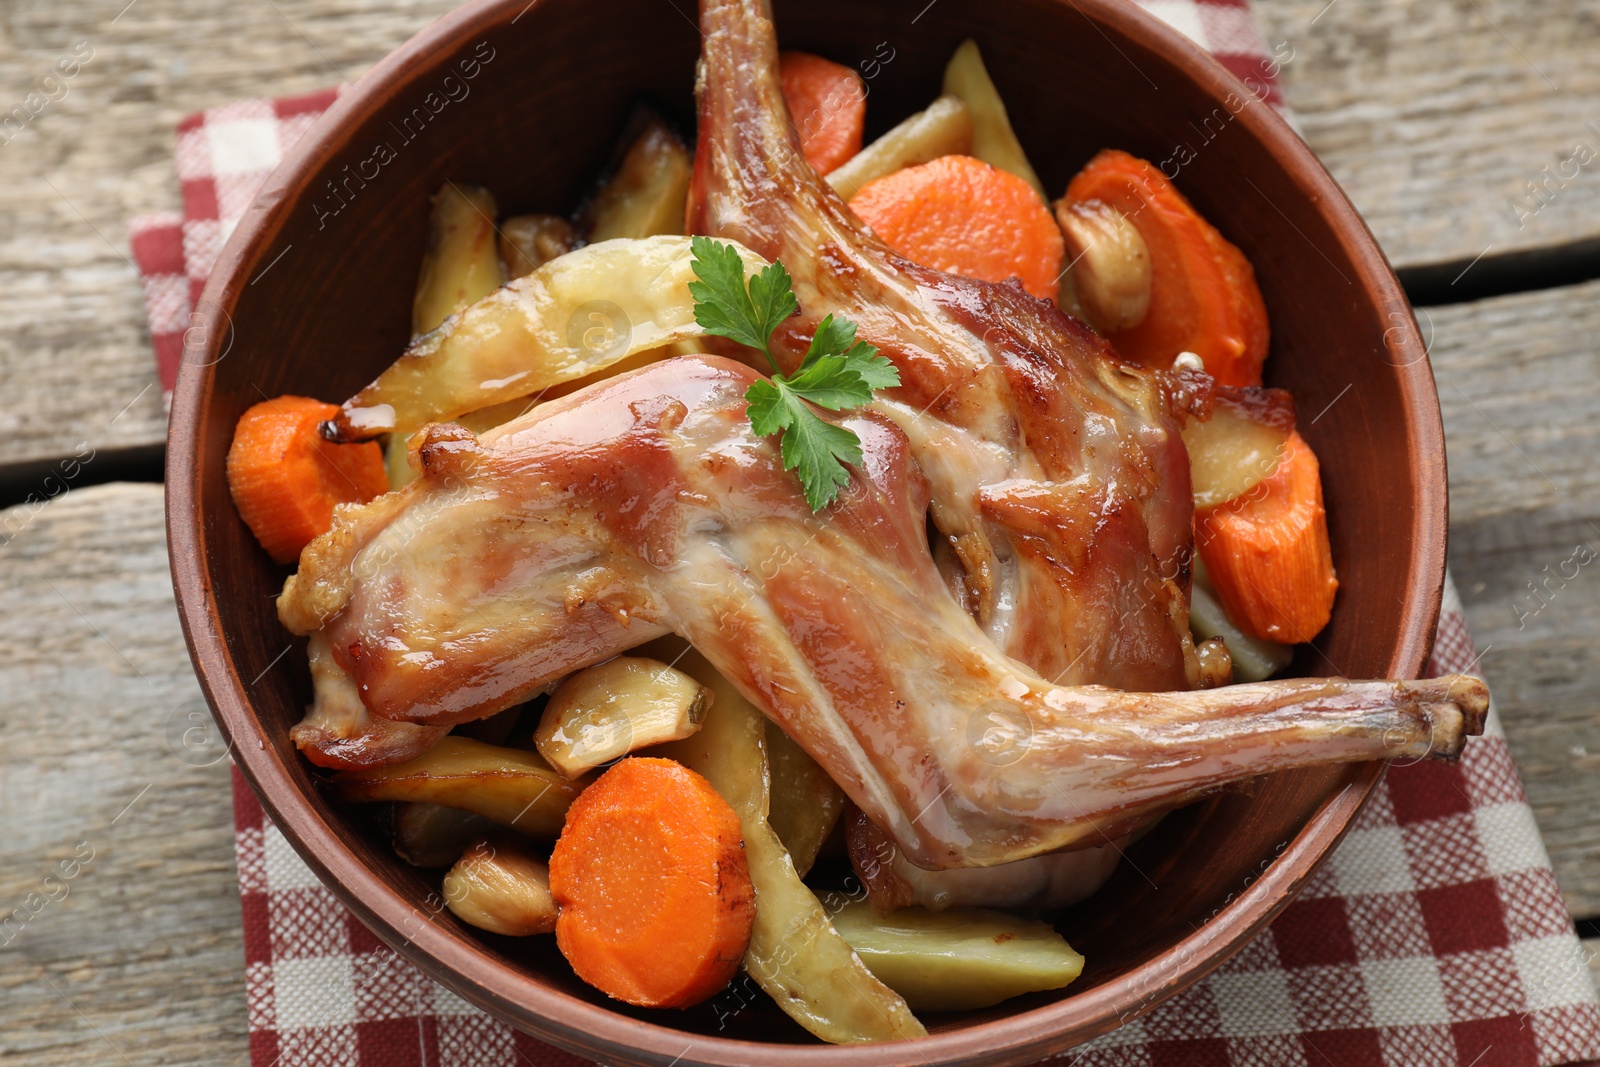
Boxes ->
[130,6,1600,1065]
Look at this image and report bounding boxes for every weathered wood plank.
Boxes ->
[0,0,456,469]
[0,483,247,1065]
[1426,279,1600,917]
[6,0,1600,471]
[1253,0,1600,272]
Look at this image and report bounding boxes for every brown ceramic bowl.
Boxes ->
[166,0,1446,1063]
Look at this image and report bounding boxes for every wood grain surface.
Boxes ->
[0,0,457,469]
[0,483,246,1066]
[1254,0,1600,272]
[1429,279,1600,918]
[2,0,1599,465]
[1,0,1598,1061]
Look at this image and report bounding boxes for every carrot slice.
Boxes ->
[1196,430,1338,643]
[226,395,388,564]
[779,51,867,176]
[1062,149,1269,386]
[548,757,754,1008]
[849,154,1065,300]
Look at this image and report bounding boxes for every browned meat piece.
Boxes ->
[278,357,1486,869]
[688,0,1213,694]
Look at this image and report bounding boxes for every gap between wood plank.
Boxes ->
[1401,236,1600,307]
[0,443,164,512]
[0,239,1596,498]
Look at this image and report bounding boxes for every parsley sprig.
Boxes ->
[688,237,899,511]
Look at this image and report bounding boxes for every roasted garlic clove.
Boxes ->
[499,214,579,280]
[391,802,497,868]
[535,656,709,778]
[1053,199,1151,333]
[443,838,557,936]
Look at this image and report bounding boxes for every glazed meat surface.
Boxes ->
[689,0,1203,692]
[277,0,1488,870]
[279,357,1486,869]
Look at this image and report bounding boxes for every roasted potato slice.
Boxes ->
[646,638,926,1043]
[500,214,579,279]
[386,182,511,489]
[443,838,557,936]
[826,95,973,202]
[327,234,770,441]
[332,736,587,839]
[763,719,844,877]
[579,113,692,242]
[826,900,1084,1011]
[1183,386,1295,511]
[413,182,505,337]
[535,656,709,778]
[941,40,1046,198]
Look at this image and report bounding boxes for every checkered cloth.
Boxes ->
[131,4,1600,1064]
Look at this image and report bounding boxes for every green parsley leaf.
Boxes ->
[687,235,797,365]
[689,239,900,511]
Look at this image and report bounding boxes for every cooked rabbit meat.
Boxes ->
[292,631,448,769]
[278,357,1486,868]
[689,0,1203,694]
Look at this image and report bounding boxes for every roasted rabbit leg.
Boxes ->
[290,631,449,769]
[278,357,1486,868]
[689,0,1204,693]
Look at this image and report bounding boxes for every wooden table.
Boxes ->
[1,0,1596,1061]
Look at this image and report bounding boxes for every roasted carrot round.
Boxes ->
[548,757,754,1009]
[1196,430,1338,643]
[226,395,388,565]
[1063,149,1269,386]
[850,154,1064,300]
[779,51,867,176]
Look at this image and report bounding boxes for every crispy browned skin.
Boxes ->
[688,0,1205,692]
[278,357,1487,869]
[276,0,1488,867]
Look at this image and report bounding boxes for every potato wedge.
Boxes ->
[386,182,512,490]
[941,40,1046,199]
[1184,387,1295,510]
[579,114,692,242]
[826,95,973,202]
[500,213,579,279]
[645,638,926,1043]
[332,736,587,839]
[763,719,844,877]
[392,801,497,868]
[443,838,557,936]
[327,234,770,441]
[825,900,1084,1011]
[535,656,709,778]
[413,183,505,337]
[446,345,685,438]
[382,433,416,491]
